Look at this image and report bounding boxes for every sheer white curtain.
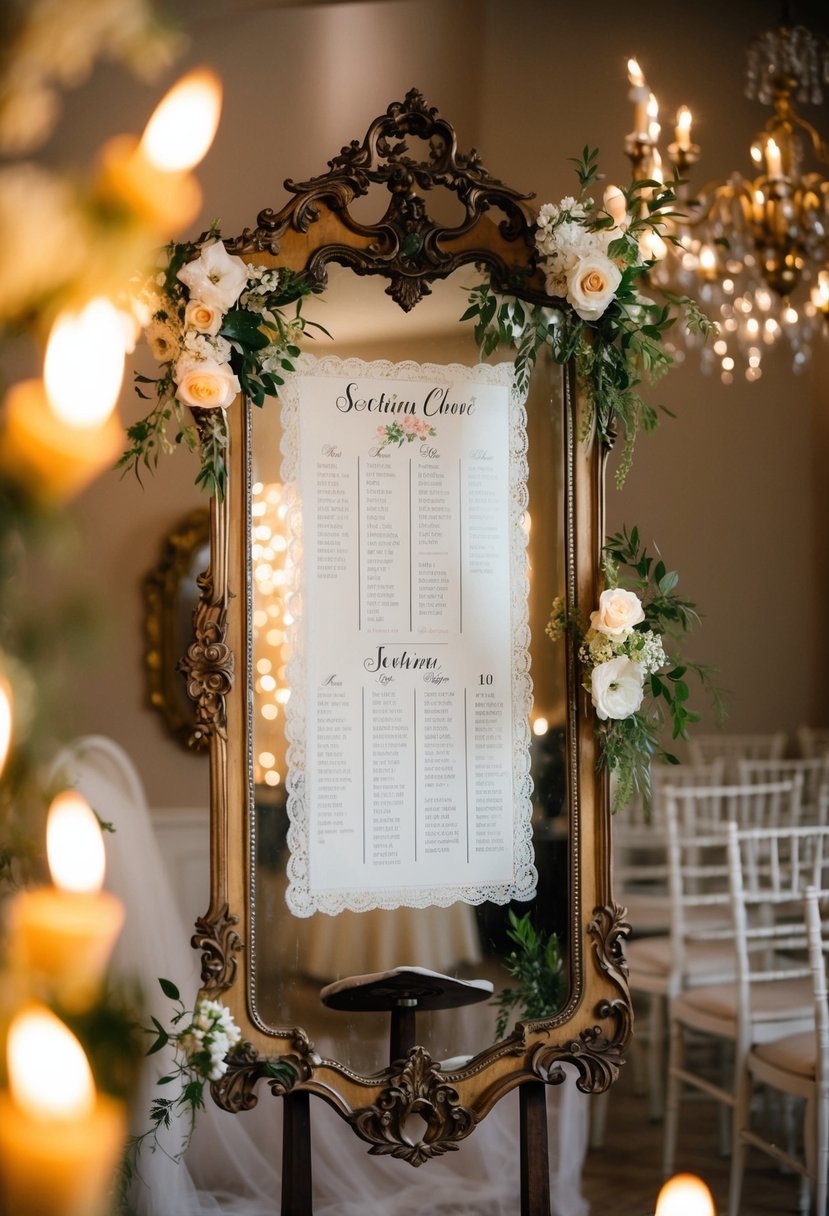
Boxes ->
[60,736,589,1216]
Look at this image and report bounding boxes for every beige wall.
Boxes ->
[46,0,829,805]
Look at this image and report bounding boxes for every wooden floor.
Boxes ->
[579,1059,804,1216]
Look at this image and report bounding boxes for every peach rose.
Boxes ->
[590,588,645,637]
[175,358,240,409]
[184,299,223,336]
[566,253,622,322]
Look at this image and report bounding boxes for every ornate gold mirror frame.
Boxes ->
[191,91,630,1200]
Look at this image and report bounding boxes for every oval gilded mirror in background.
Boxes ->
[247,267,569,1074]
[143,507,210,751]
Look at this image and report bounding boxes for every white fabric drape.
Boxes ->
[60,736,589,1216]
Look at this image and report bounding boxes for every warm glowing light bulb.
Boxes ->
[47,791,106,894]
[647,93,659,121]
[8,1006,95,1120]
[765,136,783,178]
[140,68,222,172]
[750,142,763,165]
[532,717,549,737]
[44,298,125,428]
[627,58,645,87]
[699,245,717,274]
[654,1174,715,1216]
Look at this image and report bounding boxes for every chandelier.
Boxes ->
[625,20,829,384]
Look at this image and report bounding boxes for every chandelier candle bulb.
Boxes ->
[8,791,124,1011]
[654,1173,715,1216]
[0,1007,126,1216]
[675,106,693,151]
[765,136,783,179]
[627,57,651,138]
[0,379,123,501]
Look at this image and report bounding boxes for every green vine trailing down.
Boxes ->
[120,978,296,1205]
[548,526,725,813]
[119,228,329,499]
[460,147,716,488]
[493,909,565,1040]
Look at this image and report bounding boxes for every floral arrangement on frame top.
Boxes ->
[122,147,718,811]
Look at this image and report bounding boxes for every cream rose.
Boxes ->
[566,252,622,322]
[184,298,223,336]
[591,656,644,721]
[590,588,645,638]
[175,358,240,410]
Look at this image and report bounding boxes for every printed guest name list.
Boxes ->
[287,360,532,913]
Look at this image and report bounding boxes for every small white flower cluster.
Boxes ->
[534,186,630,322]
[580,588,665,722]
[177,998,242,1082]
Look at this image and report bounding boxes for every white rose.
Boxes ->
[590,588,645,637]
[566,252,622,322]
[591,656,644,721]
[185,298,223,336]
[177,241,248,311]
[175,358,240,409]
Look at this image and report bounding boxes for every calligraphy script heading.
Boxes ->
[335,382,478,418]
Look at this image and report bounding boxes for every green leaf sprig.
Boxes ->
[494,910,565,1039]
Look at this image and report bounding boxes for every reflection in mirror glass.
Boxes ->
[249,268,568,1074]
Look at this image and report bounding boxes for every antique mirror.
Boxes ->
[189,92,629,1199]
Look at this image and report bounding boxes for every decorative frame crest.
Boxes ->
[194,90,631,1183]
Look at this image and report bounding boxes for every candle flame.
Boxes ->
[47,790,106,894]
[0,673,11,779]
[140,68,222,172]
[44,297,126,428]
[647,92,659,121]
[627,57,645,87]
[750,142,763,165]
[676,106,692,134]
[8,1006,96,1120]
[655,1174,715,1216]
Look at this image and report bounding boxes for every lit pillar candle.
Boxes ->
[96,67,222,233]
[0,1007,126,1216]
[655,1174,715,1216]
[647,92,660,145]
[8,791,124,1011]
[0,296,126,501]
[627,58,650,139]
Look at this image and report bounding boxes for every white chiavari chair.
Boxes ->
[737,756,829,826]
[729,887,829,1216]
[687,731,787,781]
[663,822,829,1183]
[798,726,829,760]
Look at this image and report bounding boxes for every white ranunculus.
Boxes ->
[185,298,223,336]
[147,319,179,363]
[590,588,645,637]
[177,241,248,311]
[175,357,240,409]
[591,656,644,721]
[566,252,622,322]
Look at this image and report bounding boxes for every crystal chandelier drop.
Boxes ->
[625,20,829,385]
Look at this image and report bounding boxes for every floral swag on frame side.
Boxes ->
[548,525,725,813]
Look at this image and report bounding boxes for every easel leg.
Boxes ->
[520,1081,551,1216]
[281,1090,313,1216]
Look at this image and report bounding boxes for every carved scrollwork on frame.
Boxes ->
[192,903,243,994]
[349,1047,479,1167]
[225,88,548,311]
[530,904,632,1095]
[211,1034,317,1114]
[179,584,234,746]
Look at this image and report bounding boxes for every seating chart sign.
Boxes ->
[279,356,535,916]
